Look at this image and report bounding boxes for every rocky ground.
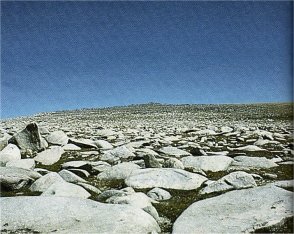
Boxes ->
[0,103,293,233]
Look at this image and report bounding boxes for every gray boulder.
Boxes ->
[41,181,91,198]
[199,171,257,195]
[125,168,207,190]
[0,167,41,190]
[77,182,101,195]
[94,140,113,150]
[46,131,68,146]
[147,187,171,201]
[58,169,87,183]
[8,123,44,151]
[144,154,162,168]
[30,172,65,192]
[1,196,160,233]
[106,191,159,221]
[6,159,35,170]
[68,138,97,149]
[181,155,233,172]
[163,158,184,169]
[62,143,81,151]
[0,144,21,166]
[97,162,140,180]
[173,184,293,233]
[101,146,135,163]
[229,156,278,170]
[158,147,191,158]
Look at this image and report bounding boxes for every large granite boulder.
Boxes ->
[173,184,293,233]
[0,167,41,190]
[1,196,160,233]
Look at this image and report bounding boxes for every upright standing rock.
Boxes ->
[8,123,43,152]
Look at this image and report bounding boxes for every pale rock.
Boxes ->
[0,144,21,166]
[147,187,171,201]
[34,146,64,165]
[58,169,87,183]
[1,196,160,233]
[97,162,140,180]
[6,159,35,170]
[125,168,207,190]
[229,156,278,170]
[181,155,233,172]
[199,171,257,195]
[41,181,91,198]
[30,172,64,192]
[173,184,293,233]
[0,167,41,190]
[158,147,191,157]
[46,131,68,146]
[94,139,113,150]
[62,143,81,151]
[163,158,184,169]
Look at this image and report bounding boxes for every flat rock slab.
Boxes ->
[173,184,293,233]
[68,138,97,149]
[34,146,64,165]
[1,196,160,233]
[125,168,207,190]
[158,147,191,157]
[229,156,278,170]
[199,171,257,195]
[97,162,140,180]
[181,155,233,172]
[6,159,35,170]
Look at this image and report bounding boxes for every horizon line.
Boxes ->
[1,101,293,121]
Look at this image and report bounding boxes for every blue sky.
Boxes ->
[1,1,293,118]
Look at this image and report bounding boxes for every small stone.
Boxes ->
[147,187,171,201]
